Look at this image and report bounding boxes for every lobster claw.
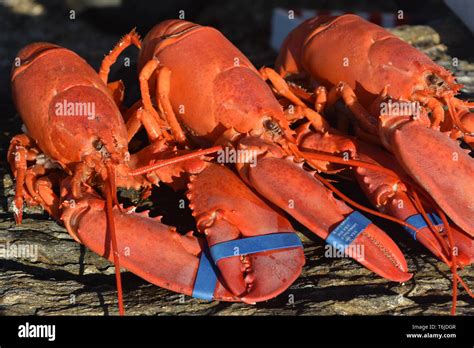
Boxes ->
[382,121,474,238]
[351,140,474,268]
[187,163,305,303]
[236,136,412,282]
[60,185,240,302]
[403,214,474,267]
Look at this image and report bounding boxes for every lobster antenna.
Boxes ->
[437,209,459,315]
[129,146,223,176]
[292,146,401,179]
[409,186,474,314]
[405,193,472,297]
[407,190,451,259]
[105,163,125,316]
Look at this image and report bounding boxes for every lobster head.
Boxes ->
[11,42,131,175]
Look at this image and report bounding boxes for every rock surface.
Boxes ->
[0,0,473,315]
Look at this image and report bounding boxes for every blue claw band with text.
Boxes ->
[326,211,371,252]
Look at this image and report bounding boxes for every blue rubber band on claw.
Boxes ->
[210,232,303,263]
[191,232,303,301]
[403,213,443,240]
[192,249,219,301]
[326,211,371,252]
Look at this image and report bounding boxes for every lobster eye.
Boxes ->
[263,119,281,134]
[427,74,445,87]
[93,139,104,151]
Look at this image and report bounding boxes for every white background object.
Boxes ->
[445,0,474,33]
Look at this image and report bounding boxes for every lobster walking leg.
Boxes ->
[34,175,61,219]
[155,65,188,144]
[260,67,329,131]
[8,134,39,224]
[137,59,188,144]
[99,28,141,84]
[126,105,167,142]
[325,82,379,134]
[24,165,59,218]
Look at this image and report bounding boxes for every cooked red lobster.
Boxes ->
[275,14,474,314]
[9,36,305,313]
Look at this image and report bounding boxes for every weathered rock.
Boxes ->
[0,215,472,316]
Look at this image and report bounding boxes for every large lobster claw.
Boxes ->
[60,184,239,303]
[236,136,412,283]
[187,163,305,303]
[351,140,474,267]
[381,121,474,237]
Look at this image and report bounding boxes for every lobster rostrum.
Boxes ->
[275,14,474,243]
[8,36,264,314]
[134,19,414,292]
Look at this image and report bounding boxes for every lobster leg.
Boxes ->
[314,86,327,113]
[139,58,163,125]
[138,59,188,144]
[260,67,329,131]
[294,122,357,173]
[34,174,61,220]
[137,58,176,143]
[235,136,412,282]
[326,82,379,134]
[24,164,61,219]
[155,65,188,144]
[8,134,40,224]
[187,163,305,303]
[99,28,141,84]
[126,105,167,142]
[413,93,446,129]
[107,80,125,110]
